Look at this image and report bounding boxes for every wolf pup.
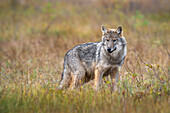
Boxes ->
[58,25,127,90]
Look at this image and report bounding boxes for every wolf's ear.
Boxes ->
[117,25,123,36]
[101,25,107,35]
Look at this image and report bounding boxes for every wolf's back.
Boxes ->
[64,42,99,63]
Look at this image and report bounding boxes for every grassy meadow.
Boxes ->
[0,0,170,113]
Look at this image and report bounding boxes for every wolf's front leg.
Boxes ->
[94,67,103,90]
[110,67,119,91]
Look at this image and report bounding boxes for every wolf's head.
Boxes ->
[101,25,125,53]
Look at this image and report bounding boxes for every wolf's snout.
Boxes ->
[107,47,117,53]
[107,48,112,53]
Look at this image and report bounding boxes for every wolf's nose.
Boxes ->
[107,48,111,53]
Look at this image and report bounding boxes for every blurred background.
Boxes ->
[0,0,169,84]
[0,1,170,112]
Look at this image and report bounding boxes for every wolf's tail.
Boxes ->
[59,72,64,85]
[57,72,64,89]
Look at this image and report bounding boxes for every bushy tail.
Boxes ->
[59,72,64,85]
[57,72,64,89]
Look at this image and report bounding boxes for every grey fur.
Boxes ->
[58,25,127,90]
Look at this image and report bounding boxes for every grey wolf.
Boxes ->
[58,25,127,90]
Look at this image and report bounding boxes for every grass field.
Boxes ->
[0,0,170,113]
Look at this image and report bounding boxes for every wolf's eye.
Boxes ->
[106,39,109,42]
[113,39,116,42]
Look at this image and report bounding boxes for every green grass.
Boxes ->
[0,1,170,113]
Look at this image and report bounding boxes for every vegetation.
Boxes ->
[0,0,169,113]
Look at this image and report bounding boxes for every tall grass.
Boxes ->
[0,1,169,113]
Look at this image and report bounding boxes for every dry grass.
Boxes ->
[0,1,170,113]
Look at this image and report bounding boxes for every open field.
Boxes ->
[0,0,170,113]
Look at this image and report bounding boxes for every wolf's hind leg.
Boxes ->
[71,71,85,90]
